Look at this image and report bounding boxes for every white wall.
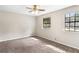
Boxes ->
[35,5,79,49]
[0,11,35,42]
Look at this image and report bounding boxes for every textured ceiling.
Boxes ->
[0,5,71,16]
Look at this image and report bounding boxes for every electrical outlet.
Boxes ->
[55,38,56,40]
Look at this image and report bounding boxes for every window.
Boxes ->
[43,17,51,28]
[65,12,79,31]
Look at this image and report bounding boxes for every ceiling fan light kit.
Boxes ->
[26,5,45,14]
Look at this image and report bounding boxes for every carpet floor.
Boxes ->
[0,36,65,53]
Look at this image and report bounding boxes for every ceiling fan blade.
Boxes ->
[26,7,32,9]
[28,11,32,12]
[38,9,45,11]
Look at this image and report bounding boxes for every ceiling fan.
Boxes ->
[26,5,45,13]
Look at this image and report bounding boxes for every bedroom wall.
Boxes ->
[35,5,79,49]
[0,11,36,42]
